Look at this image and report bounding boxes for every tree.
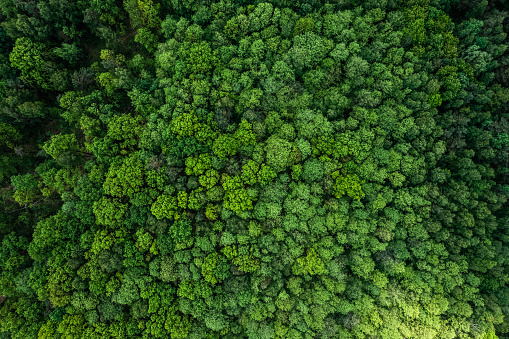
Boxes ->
[93,196,128,227]
[171,112,200,138]
[204,311,228,332]
[212,134,239,159]
[112,271,140,305]
[331,172,365,200]
[231,253,260,273]
[199,169,220,189]
[185,153,211,176]
[201,252,228,285]
[103,155,144,198]
[290,32,328,70]
[241,160,259,185]
[0,123,21,149]
[165,305,191,339]
[168,218,192,243]
[265,135,293,173]
[10,173,39,206]
[302,158,324,183]
[0,232,30,295]
[53,43,81,65]
[107,114,144,152]
[186,41,217,74]
[135,27,159,53]
[222,174,256,213]
[10,38,51,89]
[294,110,333,140]
[43,134,79,160]
[124,0,161,29]
[151,194,179,220]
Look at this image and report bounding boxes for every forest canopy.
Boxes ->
[1,0,509,338]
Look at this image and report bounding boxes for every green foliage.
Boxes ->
[293,17,315,36]
[177,190,188,208]
[11,173,39,206]
[165,306,191,338]
[241,160,259,186]
[222,174,255,213]
[185,153,211,176]
[231,253,260,273]
[199,169,219,189]
[186,41,216,74]
[212,134,238,159]
[302,158,324,183]
[212,120,257,159]
[171,112,200,138]
[135,27,158,53]
[169,218,192,243]
[3,1,509,339]
[0,123,21,148]
[124,0,161,29]
[43,134,78,160]
[331,171,365,200]
[257,164,277,186]
[188,187,206,210]
[97,72,116,95]
[202,252,226,285]
[10,38,50,89]
[292,248,325,276]
[241,160,277,186]
[93,196,128,227]
[53,43,80,65]
[151,194,179,220]
[265,135,293,173]
[290,32,328,70]
[484,331,499,339]
[107,114,143,152]
[103,155,144,198]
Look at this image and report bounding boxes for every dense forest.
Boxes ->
[1,0,509,338]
